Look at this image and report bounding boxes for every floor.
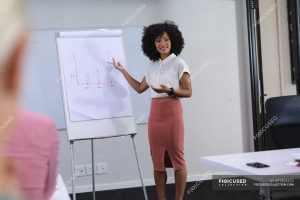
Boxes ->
[69,180,265,200]
[69,179,300,200]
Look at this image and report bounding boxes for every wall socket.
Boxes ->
[77,163,108,176]
[85,164,93,176]
[96,163,108,175]
[74,165,86,177]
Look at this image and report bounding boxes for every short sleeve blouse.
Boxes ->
[145,53,190,98]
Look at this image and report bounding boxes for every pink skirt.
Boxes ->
[148,97,186,172]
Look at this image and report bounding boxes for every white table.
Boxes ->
[200,148,300,200]
[51,174,71,200]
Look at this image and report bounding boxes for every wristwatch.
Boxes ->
[167,87,175,96]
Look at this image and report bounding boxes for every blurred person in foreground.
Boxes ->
[0,0,27,199]
[0,1,60,200]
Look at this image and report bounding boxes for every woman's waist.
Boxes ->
[150,97,182,116]
[151,96,179,101]
[150,96,181,106]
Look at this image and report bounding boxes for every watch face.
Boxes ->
[167,88,174,96]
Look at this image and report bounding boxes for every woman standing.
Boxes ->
[113,21,192,200]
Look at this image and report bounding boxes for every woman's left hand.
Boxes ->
[151,84,170,93]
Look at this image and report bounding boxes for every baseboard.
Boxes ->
[66,171,233,194]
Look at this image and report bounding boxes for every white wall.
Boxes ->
[259,0,297,98]
[24,0,252,193]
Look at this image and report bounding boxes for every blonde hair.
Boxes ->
[0,0,25,70]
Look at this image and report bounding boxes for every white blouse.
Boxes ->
[145,53,190,98]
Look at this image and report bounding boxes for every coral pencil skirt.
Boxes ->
[148,97,186,172]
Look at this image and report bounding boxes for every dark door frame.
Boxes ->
[246,0,267,151]
[287,0,300,94]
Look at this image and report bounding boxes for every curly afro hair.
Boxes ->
[141,21,184,62]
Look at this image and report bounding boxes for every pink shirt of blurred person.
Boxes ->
[6,110,59,200]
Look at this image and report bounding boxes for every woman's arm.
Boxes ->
[112,58,149,94]
[174,73,192,98]
[151,72,192,98]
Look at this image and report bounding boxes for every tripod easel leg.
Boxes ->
[70,141,76,200]
[91,139,96,200]
[131,134,148,200]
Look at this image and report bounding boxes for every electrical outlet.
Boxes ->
[74,165,86,177]
[86,164,95,176]
[96,163,108,175]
